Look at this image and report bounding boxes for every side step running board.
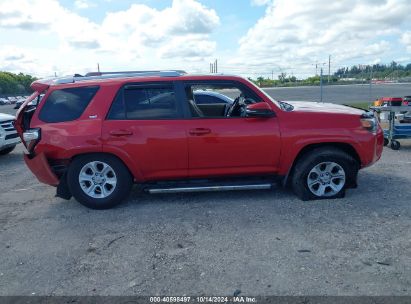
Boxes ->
[147,183,273,194]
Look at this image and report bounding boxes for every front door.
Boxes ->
[187,117,281,177]
[179,80,281,178]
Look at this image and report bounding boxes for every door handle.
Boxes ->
[189,128,211,136]
[110,129,133,136]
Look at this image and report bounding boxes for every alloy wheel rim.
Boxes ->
[306,161,345,197]
[79,161,117,199]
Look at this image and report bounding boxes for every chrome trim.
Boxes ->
[148,183,272,194]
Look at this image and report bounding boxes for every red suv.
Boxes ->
[16,71,384,209]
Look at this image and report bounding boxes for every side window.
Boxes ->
[39,86,99,123]
[195,94,228,104]
[108,84,180,120]
[184,81,261,118]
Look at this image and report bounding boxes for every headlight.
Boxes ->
[360,113,378,133]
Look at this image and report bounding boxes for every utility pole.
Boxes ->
[320,68,323,103]
[209,59,218,73]
[328,55,331,83]
[97,63,100,73]
[369,65,373,102]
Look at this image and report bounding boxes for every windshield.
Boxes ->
[244,78,295,111]
[244,78,281,108]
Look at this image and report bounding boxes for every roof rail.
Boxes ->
[52,70,187,85]
[85,70,187,77]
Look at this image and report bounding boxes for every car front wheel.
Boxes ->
[67,154,132,209]
[291,148,358,201]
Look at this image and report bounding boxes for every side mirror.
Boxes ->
[246,102,275,118]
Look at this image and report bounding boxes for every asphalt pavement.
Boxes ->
[264,83,411,104]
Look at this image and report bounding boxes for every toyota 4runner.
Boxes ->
[15,71,383,209]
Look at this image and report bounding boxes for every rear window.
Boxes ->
[39,86,99,123]
[107,83,181,120]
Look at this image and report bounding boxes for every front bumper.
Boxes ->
[359,127,384,168]
[24,153,59,186]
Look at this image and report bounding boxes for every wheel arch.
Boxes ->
[283,142,361,187]
[69,151,139,181]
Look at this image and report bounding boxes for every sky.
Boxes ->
[0,0,411,78]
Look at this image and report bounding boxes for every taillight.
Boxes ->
[22,128,41,153]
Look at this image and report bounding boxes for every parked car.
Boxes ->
[0,113,20,155]
[15,71,383,209]
[0,98,11,105]
[194,90,233,104]
[14,98,25,109]
[7,97,17,104]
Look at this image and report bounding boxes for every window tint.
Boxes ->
[39,86,99,123]
[123,85,179,119]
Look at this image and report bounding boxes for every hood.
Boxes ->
[284,101,365,115]
[0,113,15,122]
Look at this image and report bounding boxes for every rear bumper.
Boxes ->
[24,153,59,186]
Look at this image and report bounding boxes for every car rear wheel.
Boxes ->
[0,145,16,155]
[291,147,358,201]
[67,154,132,209]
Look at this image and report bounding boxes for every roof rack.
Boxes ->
[52,70,187,85]
[85,70,187,77]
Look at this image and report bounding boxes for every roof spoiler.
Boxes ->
[30,79,51,93]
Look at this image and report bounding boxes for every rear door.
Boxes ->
[102,82,188,181]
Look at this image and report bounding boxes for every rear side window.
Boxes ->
[39,86,99,123]
[108,83,181,120]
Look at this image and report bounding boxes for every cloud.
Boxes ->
[251,0,271,6]
[401,31,411,52]
[234,0,411,76]
[74,0,95,9]
[0,0,220,75]
[68,40,100,49]
[159,35,217,59]
[99,0,219,57]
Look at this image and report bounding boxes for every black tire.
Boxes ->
[383,138,389,146]
[390,140,400,150]
[67,154,132,209]
[0,145,16,155]
[291,147,358,201]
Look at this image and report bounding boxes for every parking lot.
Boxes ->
[0,100,410,296]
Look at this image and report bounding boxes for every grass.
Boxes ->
[342,102,371,110]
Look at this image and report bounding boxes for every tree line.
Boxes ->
[0,71,37,95]
[334,61,411,80]
[250,61,411,87]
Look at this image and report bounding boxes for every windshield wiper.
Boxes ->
[279,101,294,112]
